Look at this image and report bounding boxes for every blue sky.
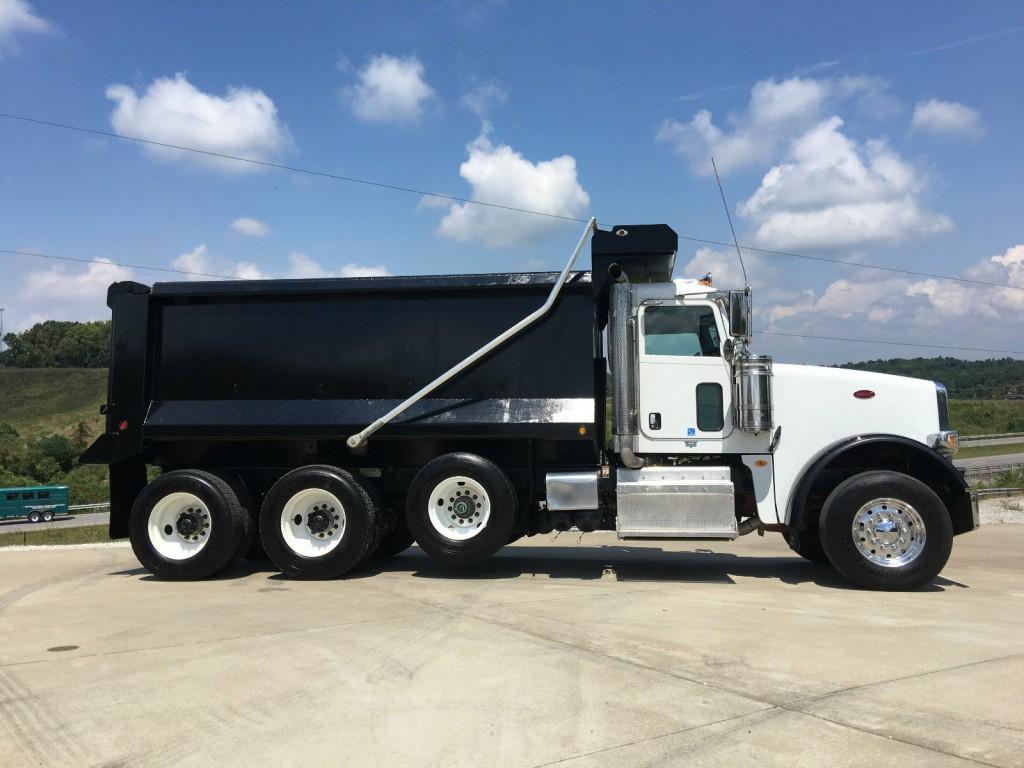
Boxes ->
[1,0,1022,363]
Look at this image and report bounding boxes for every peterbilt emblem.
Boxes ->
[853,390,876,399]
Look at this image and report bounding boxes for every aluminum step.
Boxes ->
[615,466,736,539]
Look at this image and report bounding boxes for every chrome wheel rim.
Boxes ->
[852,497,926,567]
[148,492,212,560]
[280,488,346,558]
[427,476,491,541]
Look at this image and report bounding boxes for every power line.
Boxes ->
[0,249,236,280]
[2,110,1022,294]
[0,112,584,225]
[760,331,1022,356]
[677,236,1024,292]
[3,245,1017,356]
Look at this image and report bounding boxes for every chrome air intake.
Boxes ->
[734,354,773,432]
[608,267,642,468]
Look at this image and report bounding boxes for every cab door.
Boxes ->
[637,298,732,450]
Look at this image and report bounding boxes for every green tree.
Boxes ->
[32,434,77,473]
[71,421,92,451]
[0,320,111,368]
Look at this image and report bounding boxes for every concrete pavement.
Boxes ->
[0,511,109,536]
[0,527,1022,767]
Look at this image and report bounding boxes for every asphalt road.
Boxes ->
[1,527,1022,767]
[0,511,109,536]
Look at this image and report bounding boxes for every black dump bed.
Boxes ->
[85,270,602,463]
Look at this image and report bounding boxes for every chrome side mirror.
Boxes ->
[728,289,752,340]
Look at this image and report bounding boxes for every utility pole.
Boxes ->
[0,307,5,357]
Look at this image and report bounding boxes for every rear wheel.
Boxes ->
[407,453,517,566]
[374,518,415,559]
[260,465,378,579]
[42,510,54,523]
[129,470,248,580]
[212,473,257,566]
[820,470,953,591]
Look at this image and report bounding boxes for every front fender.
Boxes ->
[788,434,973,535]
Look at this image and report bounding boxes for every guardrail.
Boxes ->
[963,462,1024,485]
[971,487,1024,499]
[68,503,110,512]
[960,432,1024,445]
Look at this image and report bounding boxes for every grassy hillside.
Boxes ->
[0,368,107,438]
[949,400,1024,436]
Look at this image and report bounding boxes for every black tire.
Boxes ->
[787,522,829,565]
[212,472,256,567]
[374,518,416,559]
[820,470,953,591]
[243,533,269,562]
[42,510,54,523]
[28,510,41,524]
[128,470,249,580]
[353,475,389,568]
[259,465,378,579]
[406,453,517,566]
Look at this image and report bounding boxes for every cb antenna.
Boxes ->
[710,156,748,287]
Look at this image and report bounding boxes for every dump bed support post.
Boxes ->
[346,217,598,448]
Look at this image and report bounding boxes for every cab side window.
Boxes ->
[643,305,721,357]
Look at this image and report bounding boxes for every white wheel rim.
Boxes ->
[427,476,491,542]
[280,488,346,558]
[147,492,212,561]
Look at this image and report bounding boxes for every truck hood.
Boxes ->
[772,362,940,449]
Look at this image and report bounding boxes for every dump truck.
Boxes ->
[81,220,975,589]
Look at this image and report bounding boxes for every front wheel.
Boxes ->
[28,510,42,524]
[820,470,953,591]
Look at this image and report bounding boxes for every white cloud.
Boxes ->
[230,217,270,237]
[0,0,50,58]
[911,99,983,137]
[347,54,436,123]
[765,275,911,325]
[337,263,391,278]
[106,73,291,171]
[760,244,1024,357]
[171,245,388,282]
[172,244,241,280]
[284,252,389,279]
[656,75,891,175]
[436,123,590,247]
[22,258,132,301]
[460,81,508,116]
[738,117,952,251]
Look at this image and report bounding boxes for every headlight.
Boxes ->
[928,430,959,456]
[935,382,950,430]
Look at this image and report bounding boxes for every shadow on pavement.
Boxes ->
[111,544,968,592]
